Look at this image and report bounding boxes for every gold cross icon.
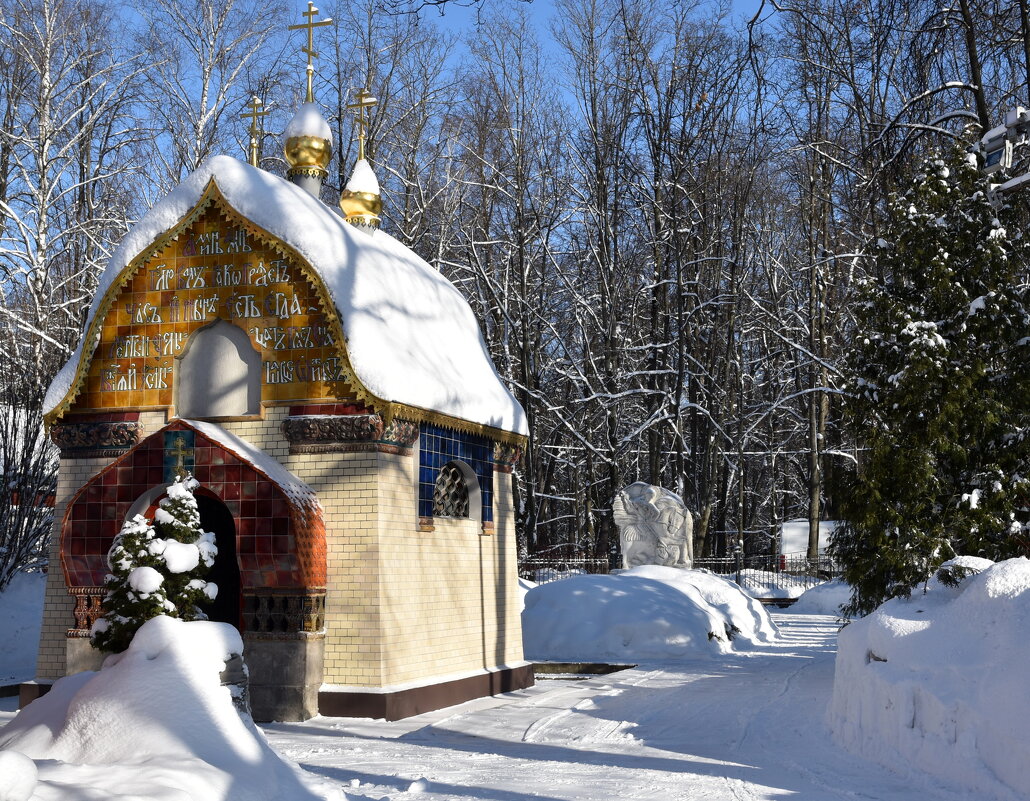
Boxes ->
[169,435,192,480]
[288,2,333,103]
[239,96,270,167]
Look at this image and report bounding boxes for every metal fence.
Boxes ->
[518,552,841,600]
[693,553,841,596]
[519,557,612,584]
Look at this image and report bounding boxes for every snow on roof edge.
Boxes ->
[182,419,318,509]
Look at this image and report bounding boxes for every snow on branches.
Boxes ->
[91,475,217,653]
[833,149,1030,616]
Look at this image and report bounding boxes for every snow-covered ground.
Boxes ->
[258,612,970,801]
[0,611,972,801]
[0,567,1020,800]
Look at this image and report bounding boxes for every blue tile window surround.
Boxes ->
[418,424,493,523]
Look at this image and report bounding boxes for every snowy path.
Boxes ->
[265,613,970,801]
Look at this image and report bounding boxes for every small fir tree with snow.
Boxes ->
[832,149,1030,617]
[92,475,218,653]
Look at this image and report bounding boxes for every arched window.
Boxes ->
[416,425,493,526]
[175,320,261,418]
[432,460,481,520]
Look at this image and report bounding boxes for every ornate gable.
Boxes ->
[59,183,365,419]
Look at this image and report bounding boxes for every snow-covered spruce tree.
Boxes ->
[91,475,217,653]
[831,149,1030,617]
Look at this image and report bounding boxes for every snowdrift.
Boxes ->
[0,616,337,801]
[829,556,1030,800]
[522,565,778,662]
[791,578,852,616]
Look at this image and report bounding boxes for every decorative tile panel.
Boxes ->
[60,419,326,631]
[418,424,493,523]
[282,414,384,448]
[51,418,144,459]
[493,442,522,474]
[69,206,350,413]
[163,429,195,482]
[282,413,419,455]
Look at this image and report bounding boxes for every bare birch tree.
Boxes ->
[139,0,288,192]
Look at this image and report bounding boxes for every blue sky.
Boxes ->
[415,0,766,41]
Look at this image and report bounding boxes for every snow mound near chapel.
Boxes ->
[830,556,1030,800]
[791,578,853,616]
[522,566,778,662]
[0,616,338,801]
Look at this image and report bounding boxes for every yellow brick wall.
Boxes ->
[377,439,525,687]
[287,448,384,688]
[492,469,527,666]
[36,455,116,679]
[36,406,526,693]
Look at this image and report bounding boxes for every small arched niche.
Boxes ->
[175,319,261,419]
[432,460,482,523]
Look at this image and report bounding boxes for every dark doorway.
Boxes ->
[196,494,242,630]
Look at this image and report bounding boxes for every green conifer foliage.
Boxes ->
[832,150,1030,617]
[91,475,218,653]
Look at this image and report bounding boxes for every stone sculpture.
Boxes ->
[612,482,693,569]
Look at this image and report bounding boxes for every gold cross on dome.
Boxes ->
[288,2,333,103]
[346,88,378,162]
[239,96,270,167]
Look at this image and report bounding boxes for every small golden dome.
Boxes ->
[283,102,333,175]
[340,189,382,226]
[284,134,332,172]
[340,159,382,229]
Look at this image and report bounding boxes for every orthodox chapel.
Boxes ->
[26,6,531,722]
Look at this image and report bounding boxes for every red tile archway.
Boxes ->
[61,420,326,605]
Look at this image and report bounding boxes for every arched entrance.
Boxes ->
[196,493,241,630]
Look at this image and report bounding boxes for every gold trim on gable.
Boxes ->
[45,178,527,446]
[381,401,525,445]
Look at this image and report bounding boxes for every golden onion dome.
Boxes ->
[340,159,382,229]
[283,102,333,173]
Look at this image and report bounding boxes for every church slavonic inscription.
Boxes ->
[73,209,346,412]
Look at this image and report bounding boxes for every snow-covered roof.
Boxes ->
[345,159,380,194]
[183,419,319,511]
[44,155,527,437]
[284,102,332,142]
